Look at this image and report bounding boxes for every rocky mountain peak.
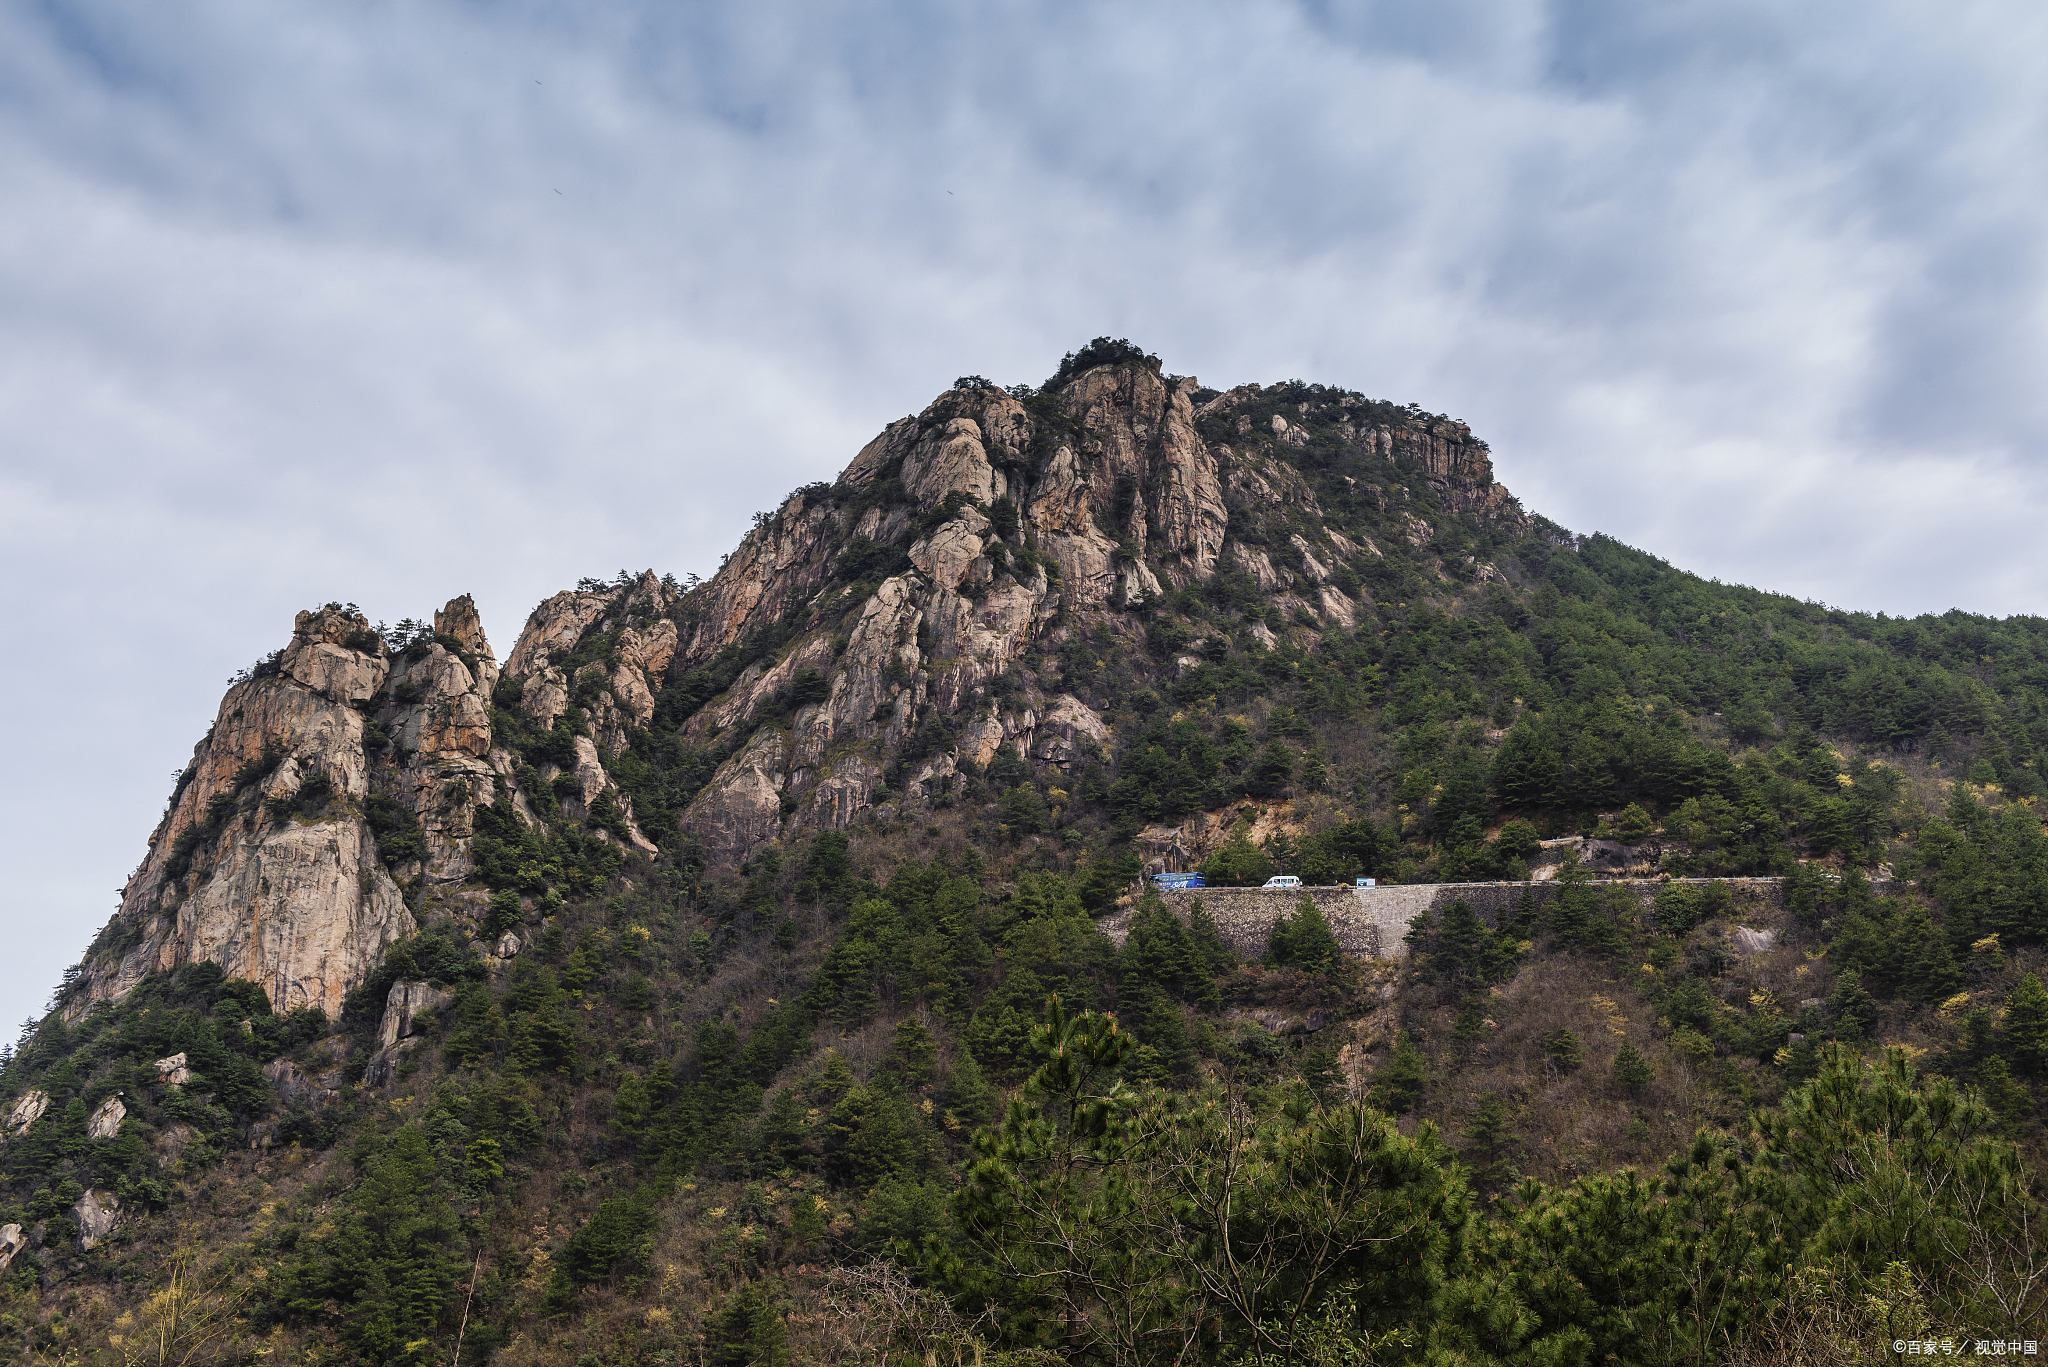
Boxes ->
[569,349,1525,867]
[432,593,495,664]
[67,346,1530,1016]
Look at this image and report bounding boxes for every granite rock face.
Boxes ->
[72,1190,119,1249]
[6,1092,48,1137]
[86,1096,126,1141]
[378,980,456,1049]
[600,360,1519,866]
[74,349,1529,1022]
[72,598,528,1019]
[70,606,420,1019]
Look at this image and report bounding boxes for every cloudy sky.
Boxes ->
[3,0,2045,1028]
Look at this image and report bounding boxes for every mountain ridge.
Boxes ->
[9,340,2048,1364]
[69,343,1533,1024]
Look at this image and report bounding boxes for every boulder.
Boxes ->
[152,1123,200,1167]
[282,606,389,705]
[364,1037,425,1088]
[72,1190,118,1250]
[685,730,790,866]
[504,589,611,677]
[154,1053,191,1085]
[87,1096,126,1140]
[901,416,1004,506]
[1030,695,1111,766]
[433,593,498,671]
[0,1224,23,1272]
[519,667,570,729]
[6,1090,49,1137]
[262,1059,339,1109]
[908,509,991,593]
[1734,927,1778,954]
[378,980,455,1049]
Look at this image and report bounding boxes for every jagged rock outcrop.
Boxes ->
[1030,695,1111,766]
[72,1190,118,1250]
[374,594,508,886]
[72,596,526,1020]
[7,1091,48,1137]
[86,1096,125,1140]
[70,606,419,1019]
[378,980,455,1049]
[364,1038,425,1088]
[505,590,612,678]
[0,1224,23,1272]
[596,358,1519,866]
[262,1058,341,1109]
[496,576,666,852]
[153,1054,191,1085]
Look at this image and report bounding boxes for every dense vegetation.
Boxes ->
[5,357,2048,1363]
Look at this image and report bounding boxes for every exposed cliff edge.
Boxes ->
[71,606,417,1018]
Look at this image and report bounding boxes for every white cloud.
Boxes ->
[3,0,2046,1025]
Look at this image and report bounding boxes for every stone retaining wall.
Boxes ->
[1097,877,1807,960]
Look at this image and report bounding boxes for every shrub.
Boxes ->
[1544,1027,1584,1073]
[1045,337,1161,389]
[1612,1043,1654,1094]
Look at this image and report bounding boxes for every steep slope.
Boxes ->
[7,340,2048,1365]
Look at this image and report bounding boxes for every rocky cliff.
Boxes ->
[68,586,657,1019]
[69,345,1522,1017]
[622,355,1523,867]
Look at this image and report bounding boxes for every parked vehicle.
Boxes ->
[1261,875,1302,890]
[1151,871,1206,890]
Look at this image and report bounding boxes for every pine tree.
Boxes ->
[1544,855,1595,947]
[1544,1027,1584,1074]
[810,1050,856,1105]
[1122,895,1213,1003]
[883,1017,938,1091]
[1185,899,1235,973]
[1827,967,1879,1042]
[613,1072,651,1135]
[1973,1055,2031,1131]
[1612,1042,1654,1095]
[1125,986,1196,1083]
[707,1281,788,1367]
[940,1043,999,1129]
[297,1126,463,1362]
[2005,972,2048,1075]
[1281,896,1341,972]
[1888,902,1963,1003]
[1464,1092,1520,1193]
[1372,1033,1428,1114]
[1264,910,1296,967]
[1203,816,1274,887]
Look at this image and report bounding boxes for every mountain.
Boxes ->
[5,338,2048,1364]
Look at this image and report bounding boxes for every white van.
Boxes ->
[1261,875,1302,889]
